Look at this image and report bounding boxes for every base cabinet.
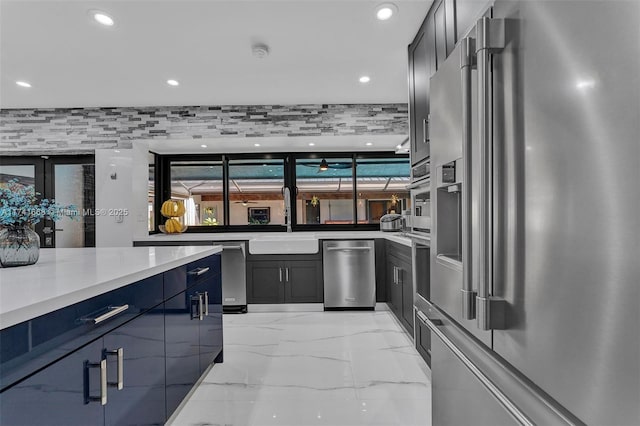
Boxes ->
[102,306,166,426]
[0,340,104,425]
[164,255,223,416]
[0,254,222,426]
[247,255,323,304]
[385,242,414,335]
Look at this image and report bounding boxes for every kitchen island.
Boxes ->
[0,246,223,425]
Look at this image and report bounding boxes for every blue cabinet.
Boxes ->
[103,305,166,426]
[0,339,104,425]
[164,254,223,415]
[0,253,222,426]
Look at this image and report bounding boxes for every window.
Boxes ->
[355,157,410,224]
[295,157,354,225]
[153,152,409,232]
[228,158,285,226]
[169,160,224,227]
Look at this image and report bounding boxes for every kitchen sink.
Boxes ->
[248,234,318,254]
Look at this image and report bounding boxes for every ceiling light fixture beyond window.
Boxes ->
[375,3,398,21]
[92,11,115,26]
[167,79,179,86]
[359,76,371,83]
[16,81,32,88]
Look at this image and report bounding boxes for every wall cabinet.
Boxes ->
[0,254,222,426]
[247,254,323,304]
[409,0,473,166]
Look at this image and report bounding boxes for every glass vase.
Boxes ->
[0,225,40,267]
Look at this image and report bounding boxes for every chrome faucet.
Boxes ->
[283,187,292,232]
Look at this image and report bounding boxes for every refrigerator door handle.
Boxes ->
[460,36,477,321]
[424,314,534,426]
[475,16,507,330]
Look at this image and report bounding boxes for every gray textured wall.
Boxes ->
[0,104,408,152]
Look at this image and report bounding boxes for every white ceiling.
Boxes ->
[0,0,432,109]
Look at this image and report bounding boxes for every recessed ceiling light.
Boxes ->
[376,3,398,21]
[365,142,373,146]
[308,142,315,146]
[254,143,261,147]
[15,81,32,88]
[359,76,371,83]
[201,144,207,148]
[167,79,179,86]
[92,11,114,26]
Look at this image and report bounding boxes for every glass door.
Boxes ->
[0,155,95,248]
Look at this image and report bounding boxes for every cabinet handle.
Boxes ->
[204,291,209,316]
[80,304,129,325]
[393,266,398,284]
[190,295,200,320]
[198,293,204,321]
[397,267,403,284]
[84,358,107,405]
[326,246,372,252]
[188,266,210,276]
[285,267,289,282]
[279,267,283,283]
[105,348,124,390]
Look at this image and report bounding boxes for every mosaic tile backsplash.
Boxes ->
[0,104,408,152]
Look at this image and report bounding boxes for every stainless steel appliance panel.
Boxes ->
[489,2,640,424]
[424,301,582,426]
[430,40,490,346]
[323,240,376,309]
[221,242,247,310]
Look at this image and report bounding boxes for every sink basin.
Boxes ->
[249,235,319,254]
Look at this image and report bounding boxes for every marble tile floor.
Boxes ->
[168,311,432,426]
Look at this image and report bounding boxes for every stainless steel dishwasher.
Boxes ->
[221,242,247,313]
[323,240,375,310]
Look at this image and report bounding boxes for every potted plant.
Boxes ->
[0,179,77,267]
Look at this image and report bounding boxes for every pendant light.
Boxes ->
[319,159,329,172]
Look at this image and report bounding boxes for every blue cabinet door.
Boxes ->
[196,264,223,372]
[0,339,105,425]
[164,288,200,417]
[103,306,165,426]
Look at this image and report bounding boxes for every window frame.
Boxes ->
[152,151,409,234]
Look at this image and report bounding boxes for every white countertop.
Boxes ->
[135,231,418,248]
[0,246,222,330]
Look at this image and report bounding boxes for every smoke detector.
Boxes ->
[252,44,270,59]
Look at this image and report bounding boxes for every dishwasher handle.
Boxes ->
[326,246,372,252]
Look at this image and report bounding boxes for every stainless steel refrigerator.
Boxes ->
[424,1,639,425]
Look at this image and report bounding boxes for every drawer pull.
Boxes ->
[80,304,129,325]
[188,267,210,276]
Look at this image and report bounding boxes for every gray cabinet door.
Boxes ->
[408,18,433,166]
[284,260,323,303]
[247,261,284,304]
[399,259,414,334]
